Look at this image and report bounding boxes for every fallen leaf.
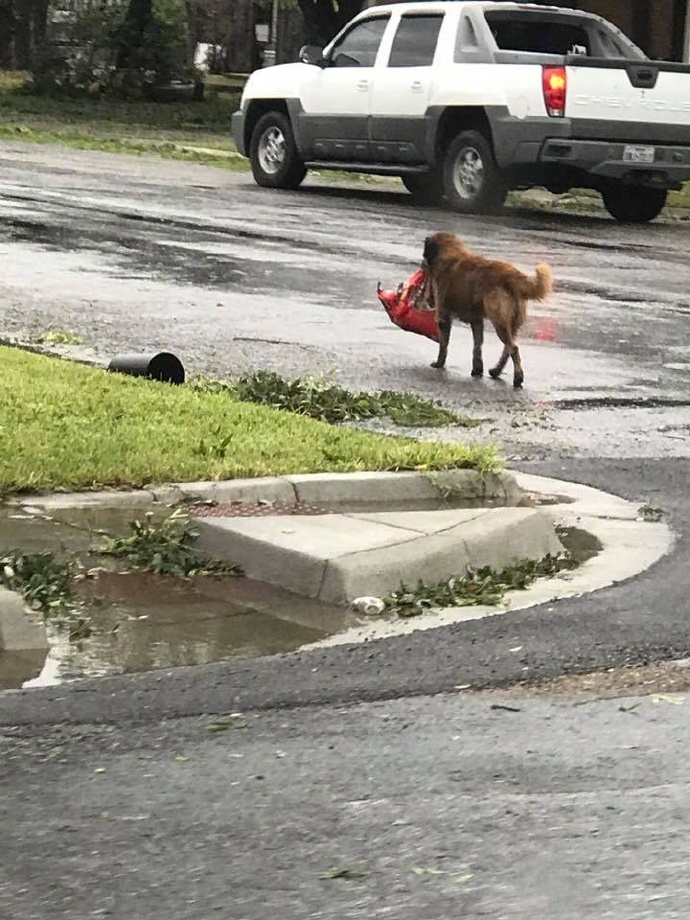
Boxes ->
[320,867,367,880]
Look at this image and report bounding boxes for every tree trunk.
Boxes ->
[124,0,153,31]
[0,0,14,68]
[277,7,303,64]
[13,0,49,69]
[296,0,363,48]
[225,0,256,73]
[115,0,154,69]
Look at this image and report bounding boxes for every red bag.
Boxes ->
[377,268,439,342]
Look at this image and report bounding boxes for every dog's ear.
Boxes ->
[423,235,439,268]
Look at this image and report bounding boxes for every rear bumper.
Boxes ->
[538,138,690,187]
[231,110,247,156]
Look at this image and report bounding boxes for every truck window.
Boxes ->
[595,27,632,58]
[487,16,590,56]
[388,14,443,67]
[330,17,389,68]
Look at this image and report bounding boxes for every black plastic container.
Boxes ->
[108,352,185,385]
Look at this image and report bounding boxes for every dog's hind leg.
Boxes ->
[471,321,484,377]
[489,323,524,388]
[431,312,452,369]
[510,343,524,389]
[488,328,510,380]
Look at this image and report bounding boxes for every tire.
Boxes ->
[442,129,507,214]
[400,171,444,205]
[249,111,306,190]
[601,183,667,223]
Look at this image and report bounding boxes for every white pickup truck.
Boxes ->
[231,1,690,222]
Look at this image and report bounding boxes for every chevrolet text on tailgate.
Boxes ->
[232,1,690,222]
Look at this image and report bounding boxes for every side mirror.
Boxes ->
[299,44,326,66]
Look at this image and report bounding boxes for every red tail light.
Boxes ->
[543,66,566,117]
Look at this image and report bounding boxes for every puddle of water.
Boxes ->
[556,525,603,565]
[0,648,48,691]
[1,483,536,690]
[24,570,353,688]
[0,504,356,690]
[551,395,690,411]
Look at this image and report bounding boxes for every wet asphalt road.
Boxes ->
[2,144,690,920]
[4,689,690,920]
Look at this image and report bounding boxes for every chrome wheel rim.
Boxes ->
[452,146,484,200]
[258,126,286,175]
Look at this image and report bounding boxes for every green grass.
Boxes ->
[668,186,690,208]
[0,346,498,495]
[0,70,245,167]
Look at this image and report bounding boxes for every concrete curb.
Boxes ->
[194,506,562,604]
[305,472,675,649]
[0,586,48,654]
[11,469,520,513]
[2,468,521,657]
[2,469,674,666]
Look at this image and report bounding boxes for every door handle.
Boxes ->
[357,80,369,91]
[410,81,424,92]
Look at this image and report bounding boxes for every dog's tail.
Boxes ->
[518,263,553,301]
[508,263,552,332]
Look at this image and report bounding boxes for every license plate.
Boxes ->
[622,144,655,164]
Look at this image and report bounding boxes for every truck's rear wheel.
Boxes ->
[401,171,444,205]
[249,111,306,190]
[442,130,507,214]
[601,184,667,222]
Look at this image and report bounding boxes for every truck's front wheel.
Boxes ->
[442,130,507,214]
[249,111,306,190]
[601,184,667,222]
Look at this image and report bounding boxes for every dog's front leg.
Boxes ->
[471,321,484,377]
[431,313,451,368]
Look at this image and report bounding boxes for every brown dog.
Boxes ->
[422,232,553,388]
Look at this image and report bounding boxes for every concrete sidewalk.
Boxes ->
[0,468,674,664]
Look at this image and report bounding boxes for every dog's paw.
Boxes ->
[471,365,484,378]
[488,367,501,380]
[513,373,524,389]
[430,361,446,369]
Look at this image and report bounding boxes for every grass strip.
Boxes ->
[0,346,498,495]
[2,71,688,208]
[0,70,245,167]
